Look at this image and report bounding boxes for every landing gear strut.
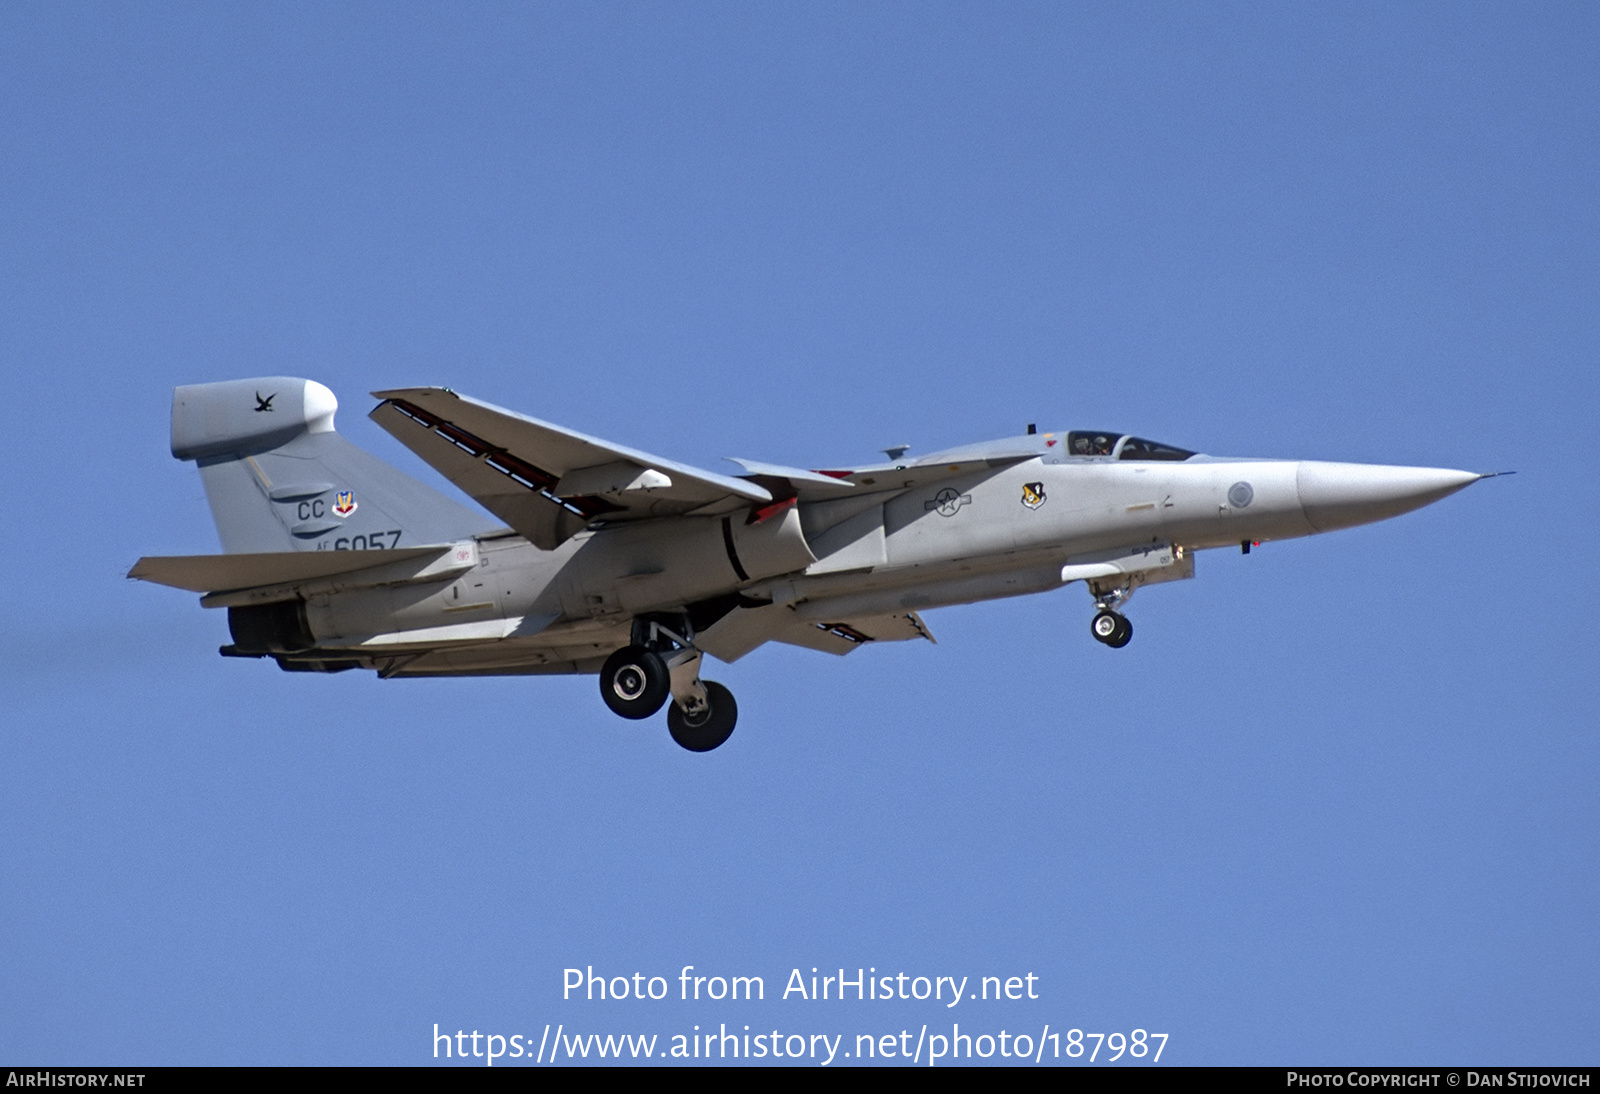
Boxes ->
[1090,610,1132,648]
[667,681,738,752]
[602,614,740,751]
[1087,578,1136,648]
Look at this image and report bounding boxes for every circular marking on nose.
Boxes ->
[1228,481,1254,508]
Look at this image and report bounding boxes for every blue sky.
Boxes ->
[3,2,1596,1066]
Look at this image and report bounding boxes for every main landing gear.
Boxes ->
[599,615,737,752]
[666,681,738,753]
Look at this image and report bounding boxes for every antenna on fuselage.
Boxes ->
[882,444,911,461]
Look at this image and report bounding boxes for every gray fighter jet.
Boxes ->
[132,377,1490,752]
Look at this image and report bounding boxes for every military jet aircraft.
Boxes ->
[132,377,1489,752]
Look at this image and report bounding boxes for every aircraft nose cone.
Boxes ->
[1296,462,1482,533]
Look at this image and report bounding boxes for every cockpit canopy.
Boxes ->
[1065,432,1196,461]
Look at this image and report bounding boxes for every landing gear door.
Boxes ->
[1060,542,1195,598]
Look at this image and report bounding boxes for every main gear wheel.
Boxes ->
[599,646,671,719]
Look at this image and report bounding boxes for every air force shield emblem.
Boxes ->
[1021,481,1046,510]
[332,490,358,517]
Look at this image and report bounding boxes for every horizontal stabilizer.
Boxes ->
[129,546,450,594]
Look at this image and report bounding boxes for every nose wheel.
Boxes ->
[1091,610,1132,648]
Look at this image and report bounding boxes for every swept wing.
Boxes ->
[370,387,775,549]
[372,388,1044,550]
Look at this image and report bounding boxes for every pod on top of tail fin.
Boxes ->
[169,377,500,554]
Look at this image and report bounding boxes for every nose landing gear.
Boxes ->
[1087,578,1135,648]
[1090,610,1132,648]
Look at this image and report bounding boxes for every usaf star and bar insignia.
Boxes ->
[925,487,972,517]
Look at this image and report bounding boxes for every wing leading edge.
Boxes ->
[370,387,1049,552]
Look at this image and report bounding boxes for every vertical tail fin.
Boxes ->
[171,377,500,553]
